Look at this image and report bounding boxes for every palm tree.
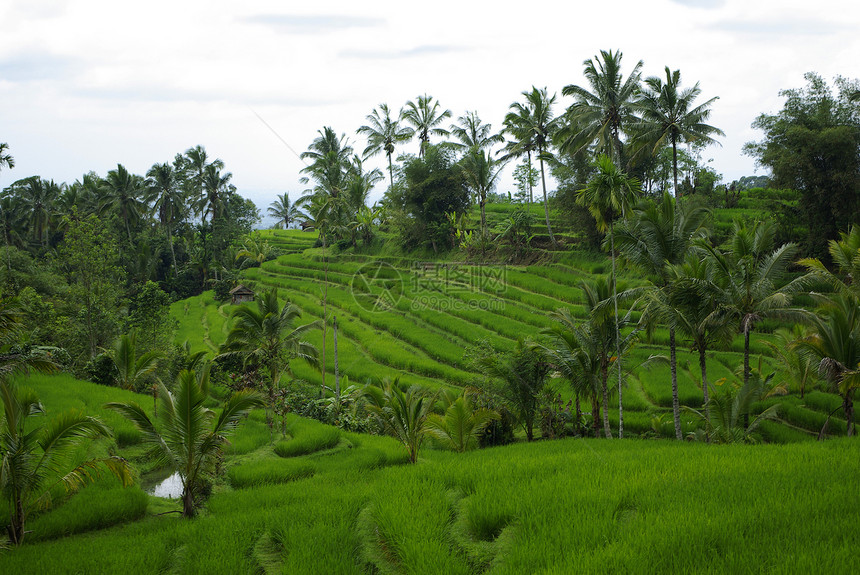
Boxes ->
[145,162,184,275]
[795,295,860,436]
[110,331,162,391]
[218,289,320,427]
[14,176,60,247]
[500,104,537,204]
[101,164,146,243]
[684,374,781,443]
[800,225,860,301]
[0,143,14,176]
[357,104,412,190]
[636,67,724,197]
[424,391,499,452]
[199,164,234,225]
[534,307,604,437]
[267,193,300,229]
[364,380,435,463]
[448,111,503,154]
[615,193,709,437]
[764,325,818,399]
[402,94,452,158]
[577,155,641,437]
[106,368,264,517]
[502,87,559,246]
[181,146,224,224]
[344,156,384,214]
[458,148,508,241]
[559,49,643,165]
[700,220,807,393]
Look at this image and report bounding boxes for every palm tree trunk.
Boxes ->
[10,491,24,545]
[601,364,612,439]
[480,197,487,240]
[527,151,533,204]
[538,152,557,248]
[844,390,854,437]
[387,153,395,192]
[333,316,340,403]
[611,220,623,439]
[592,395,601,438]
[672,138,679,198]
[321,232,328,395]
[700,345,710,421]
[670,327,682,439]
[743,320,751,428]
[168,225,178,276]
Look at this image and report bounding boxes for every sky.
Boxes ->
[1,0,858,215]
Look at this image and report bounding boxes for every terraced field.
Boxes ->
[173,215,848,441]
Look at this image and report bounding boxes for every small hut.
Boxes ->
[229,284,255,305]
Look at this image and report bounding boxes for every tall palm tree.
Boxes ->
[448,111,503,154]
[795,295,860,436]
[500,104,537,204]
[199,164,234,225]
[145,162,184,275]
[218,289,320,426]
[101,164,146,243]
[503,87,559,246]
[615,193,709,437]
[181,145,224,224]
[357,104,412,190]
[402,94,452,158]
[559,49,643,165]
[577,155,641,437]
[636,67,724,197]
[106,368,264,517]
[344,156,384,214]
[12,177,60,248]
[0,143,14,176]
[458,148,508,240]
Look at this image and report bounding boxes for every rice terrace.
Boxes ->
[1,19,860,575]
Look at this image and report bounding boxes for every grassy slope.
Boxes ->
[2,373,858,573]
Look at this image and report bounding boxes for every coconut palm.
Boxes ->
[795,295,860,436]
[218,289,320,426]
[267,193,301,229]
[636,67,724,197]
[101,164,146,243]
[448,111,503,154]
[458,148,508,241]
[198,164,234,225]
[800,225,860,301]
[181,146,224,224]
[364,379,436,463]
[699,220,808,392]
[764,325,818,399]
[357,103,412,190]
[110,331,162,391]
[402,94,452,158]
[106,368,264,517]
[500,104,537,204]
[502,87,559,246]
[424,391,499,452]
[0,143,14,176]
[559,49,643,165]
[615,193,709,437]
[145,162,184,275]
[684,374,781,444]
[577,155,641,437]
[13,176,60,247]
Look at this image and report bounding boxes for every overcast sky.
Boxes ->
[1,0,858,212]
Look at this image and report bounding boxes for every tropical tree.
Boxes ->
[795,295,860,436]
[577,155,641,437]
[684,374,781,444]
[357,103,412,190]
[424,391,499,452]
[800,225,860,301]
[100,164,147,243]
[106,368,264,517]
[109,331,162,391]
[0,143,14,175]
[145,162,184,274]
[448,111,503,154]
[402,94,452,158]
[636,67,724,197]
[764,325,818,399]
[699,220,807,392]
[502,87,559,246]
[364,380,435,463]
[12,176,60,247]
[559,49,643,164]
[2,378,133,544]
[199,164,234,225]
[267,193,301,229]
[534,307,604,437]
[472,339,549,441]
[458,148,508,240]
[218,289,320,426]
[615,193,709,437]
[180,145,224,225]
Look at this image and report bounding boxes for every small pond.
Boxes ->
[144,471,183,499]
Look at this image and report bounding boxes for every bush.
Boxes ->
[84,353,118,387]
